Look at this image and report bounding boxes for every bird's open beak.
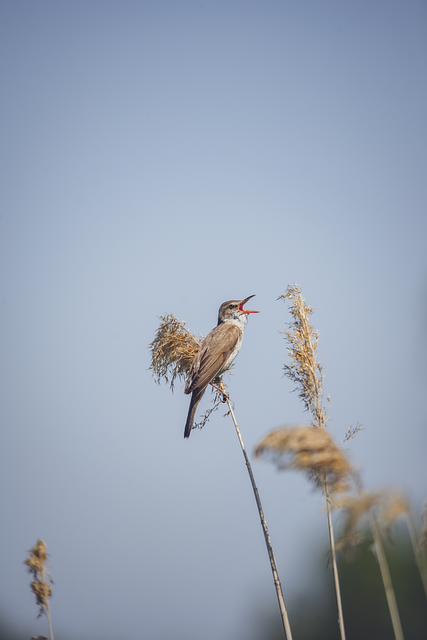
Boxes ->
[238,295,259,314]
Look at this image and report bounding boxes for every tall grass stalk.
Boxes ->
[225,397,293,640]
[369,515,405,640]
[278,284,347,640]
[378,489,427,602]
[24,539,54,640]
[325,478,346,637]
[149,314,293,639]
[335,488,408,640]
[406,513,427,599]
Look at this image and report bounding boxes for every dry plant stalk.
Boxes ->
[369,515,405,640]
[274,286,409,639]
[340,489,427,605]
[277,284,347,640]
[419,500,427,551]
[414,500,427,597]
[24,539,54,640]
[226,400,293,640]
[149,313,293,639]
[334,489,410,640]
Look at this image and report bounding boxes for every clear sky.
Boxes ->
[1,1,426,638]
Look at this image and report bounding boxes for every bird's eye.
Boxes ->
[228,304,234,309]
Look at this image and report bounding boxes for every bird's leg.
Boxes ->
[210,379,229,402]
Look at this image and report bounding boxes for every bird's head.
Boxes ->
[217,295,259,325]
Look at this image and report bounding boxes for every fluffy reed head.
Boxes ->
[278,284,327,429]
[334,489,411,555]
[149,314,203,391]
[24,539,53,619]
[149,313,230,428]
[378,490,410,530]
[334,491,379,555]
[255,426,352,493]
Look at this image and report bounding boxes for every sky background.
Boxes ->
[1,1,426,638]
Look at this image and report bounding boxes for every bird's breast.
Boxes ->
[217,325,244,375]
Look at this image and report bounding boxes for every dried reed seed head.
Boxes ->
[255,426,352,490]
[377,490,410,529]
[279,284,327,428]
[24,539,53,618]
[335,530,365,557]
[31,580,52,604]
[333,491,381,554]
[334,489,412,555]
[334,491,381,518]
[148,314,203,390]
[24,540,48,572]
[335,489,409,531]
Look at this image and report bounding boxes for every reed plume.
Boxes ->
[149,314,203,390]
[268,284,348,640]
[24,539,54,640]
[255,425,352,494]
[148,313,226,427]
[149,311,293,639]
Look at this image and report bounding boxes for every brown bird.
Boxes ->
[184,295,259,438]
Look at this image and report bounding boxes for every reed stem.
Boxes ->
[405,514,427,601]
[324,478,346,640]
[369,515,405,640]
[225,398,293,640]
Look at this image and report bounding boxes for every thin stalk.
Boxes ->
[324,478,346,640]
[405,514,427,600]
[225,398,293,640]
[40,564,54,640]
[369,515,405,640]
[46,603,54,640]
[307,331,346,640]
[40,562,54,640]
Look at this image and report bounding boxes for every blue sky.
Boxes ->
[1,1,426,638]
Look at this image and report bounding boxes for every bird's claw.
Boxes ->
[210,380,229,403]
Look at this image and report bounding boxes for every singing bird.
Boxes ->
[184,295,259,438]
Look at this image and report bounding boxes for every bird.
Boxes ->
[184,295,259,438]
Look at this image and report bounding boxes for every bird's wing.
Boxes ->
[185,324,241,395]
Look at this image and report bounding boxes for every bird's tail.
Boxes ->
[184,391,203,438]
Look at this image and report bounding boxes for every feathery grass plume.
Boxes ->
[333,489,407,640]
[278,284,327,429]
[343,423,364,442]
[255,426,352,494]
[333,491,381,555]
[382,496,427,601]
[148,313,227,427]
[277,284,347,640]
[24,539,54,640]
[149,313,293,638]
[149,313,204,390]
[335,489,413,551]
[378,492,427,601]
[378,490,410,532]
